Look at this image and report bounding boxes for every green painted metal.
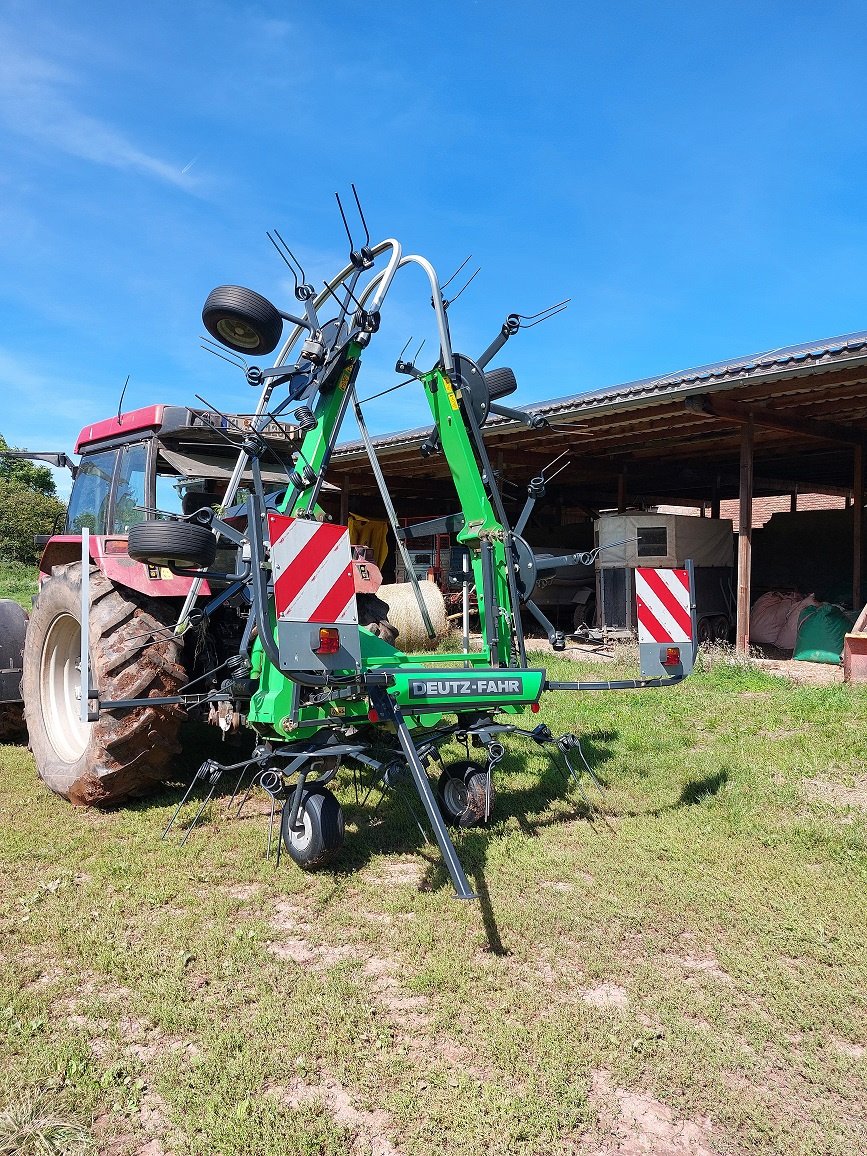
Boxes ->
[246,350,528,740]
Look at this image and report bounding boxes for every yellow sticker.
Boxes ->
[442,375,460,411]
[338,364,354,392]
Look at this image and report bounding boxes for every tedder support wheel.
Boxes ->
[280,787,345,870]
[21,563,187,807]
[202,285,284,356]
[127,521,217,569]
[437,760,495,828]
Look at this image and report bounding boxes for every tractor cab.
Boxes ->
[66,405,299,536]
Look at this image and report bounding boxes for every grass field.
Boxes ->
[1,648,866,1155]
[0,559,38,608]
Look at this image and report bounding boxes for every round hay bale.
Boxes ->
[377,580,448,651]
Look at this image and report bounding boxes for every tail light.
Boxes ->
[314,628,340,655]
[662,646,681,667]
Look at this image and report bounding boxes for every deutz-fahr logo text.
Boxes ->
[409,678,523,698]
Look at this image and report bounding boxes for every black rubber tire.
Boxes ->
[202,285,283,356]
[281,787,345,870]
[713,616,730,642]
[437,760,495,828]
[128,521,217,569]
[0,704,26,744]
[0,598,27,743]
[21,563,187,807]
[697,618,713,644]
[484,366,518,400]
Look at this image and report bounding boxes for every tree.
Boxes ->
[0,435,66,564]
[0,434,58,497]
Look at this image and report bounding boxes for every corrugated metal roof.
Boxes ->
[530,329,867,418]
[335,328,867,458]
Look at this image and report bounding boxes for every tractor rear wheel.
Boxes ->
[22,563,187,807]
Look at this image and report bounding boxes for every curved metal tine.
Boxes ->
[394,786,432,844]
[545,422,593,436]
[357,377,415,405]
[443,266,480,310]
[540,449,570,479]
[200,337,249,373]
[267,230,300,297]
[270,230,314,303]
[351,183,370,247]
[228,763,257,812]
[162,765,208,839]
[440,254,472,293]
[413,337,426,364]
[319,276,356,335]
[192,392,290,475]
[397,335,413,363]
[575,737,608,792]
[192,394,246,439]
[335,190,355,255]
[515,299,571,328]
[323,272,364,313]
[180,778,222,847]
[543,459,571,487]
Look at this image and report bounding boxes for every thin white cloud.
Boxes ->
[0,40,195,190]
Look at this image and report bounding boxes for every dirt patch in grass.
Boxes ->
[583,1069,720,1155]
[802,775,867,811]
[828,1035,866,1061]
[270,1075,402,1156]
[580,982,629,1010]
[364,858,430,889]
[94,1089,175,1156]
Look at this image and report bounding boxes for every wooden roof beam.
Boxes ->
[685,394,867,447]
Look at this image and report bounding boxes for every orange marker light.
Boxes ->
[314,628,340,655]
[663,646,681,667]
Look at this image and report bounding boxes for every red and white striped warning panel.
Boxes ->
[268,514,357,625]
[635,568,692,644]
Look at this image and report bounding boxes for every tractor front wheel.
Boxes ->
[22,563,187,806]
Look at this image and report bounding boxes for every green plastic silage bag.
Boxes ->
[793,604,856,665]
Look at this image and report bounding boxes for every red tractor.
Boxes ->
[11,404,299,806]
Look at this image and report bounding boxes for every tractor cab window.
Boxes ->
[66,449,118,534]
[110,442,149,532]
[154,469,186,519]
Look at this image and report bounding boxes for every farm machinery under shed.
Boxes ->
[12,201,697,899]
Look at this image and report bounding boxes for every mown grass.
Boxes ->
[1,654,865,1154]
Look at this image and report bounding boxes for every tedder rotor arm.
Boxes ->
[176,239,403,632]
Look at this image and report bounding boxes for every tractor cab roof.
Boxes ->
[76,405,304,489]
[75,405,300,455]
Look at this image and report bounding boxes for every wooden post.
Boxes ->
[790,485,798,514]
[735,418,754,656]
[339,480,350,527]
[854,446,864,611]
[617,471,627,512]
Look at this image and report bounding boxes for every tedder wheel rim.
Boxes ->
[216,317,261,349]
[40,611,88,764]
[442,776,470,819]
[285,806,314,852]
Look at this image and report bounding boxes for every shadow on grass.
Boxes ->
[125,724,729,952]
[679,769,729,806]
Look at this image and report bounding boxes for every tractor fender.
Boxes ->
[38,535,211,599]
[0,599,27,704]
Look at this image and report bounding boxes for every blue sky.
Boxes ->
[1,1,866,496]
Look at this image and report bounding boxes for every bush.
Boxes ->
[0,481,66,565]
